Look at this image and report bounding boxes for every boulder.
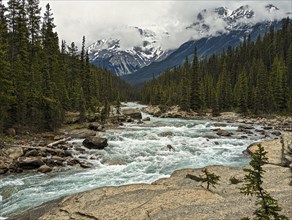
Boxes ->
[272,131,281,136]
[88,123,104,132]
[216,129,233,137]
[78,161,93,168]
[5,146,24,160]
[238,125,254,130]
[38,165,52,173]
[121,108,142,119]
[83,136,108,150]
[159,131,174,137]
[68,128,96,139]
[16,157,44,169]
[247,139,283,166]
[213,123,227,127]
[142,117,150,122]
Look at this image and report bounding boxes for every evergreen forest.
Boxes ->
[0,0,137,133]
[141,19,292,116]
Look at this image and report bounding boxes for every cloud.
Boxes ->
[40,1,291,50]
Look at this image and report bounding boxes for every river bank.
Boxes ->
[142,105,292,132]
[11,132,292,220]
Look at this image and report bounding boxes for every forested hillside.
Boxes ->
[0,0,137,133]
[141,18,292,115]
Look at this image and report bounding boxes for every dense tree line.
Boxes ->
[141,18,292,116]
[0,0,137,133]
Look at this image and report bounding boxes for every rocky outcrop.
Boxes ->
[82,136,108,149]
[121,108,142,119]
[247,132,292,167]
[15,165,291,220]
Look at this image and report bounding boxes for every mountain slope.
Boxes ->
[87,27,170,76]
[122,20,282,85]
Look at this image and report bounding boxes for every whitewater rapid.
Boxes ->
[0,103,269,217]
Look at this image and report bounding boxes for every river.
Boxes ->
[0,102,270,218]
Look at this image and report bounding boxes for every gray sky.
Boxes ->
[38,1,292,49]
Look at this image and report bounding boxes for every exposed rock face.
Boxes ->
[16,165,291,220]
[121,108,142,119]
[247,139,283,166]
[82,136,108,149]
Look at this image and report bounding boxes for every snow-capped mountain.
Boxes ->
[89,4,288,80]
[186,4,279,35]
[122,4,286,84]
[87,26,170,76]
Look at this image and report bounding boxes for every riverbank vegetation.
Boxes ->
[0,0,137,134]
[141,19,292,116]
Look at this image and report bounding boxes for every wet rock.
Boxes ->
[68,128,96,139]
[38,165,52,173]
[159,131,174,137]
[88,123,104,132]
[121,108,142,119]
[213,123,227,127]
[137,120,143,124]
[79,161,93,168]
[263,126,273,130]
[216,129,233,137]
[67,158,80,166]
[64,150,73,157]
[272,131,281,136]
[142,117,150,121]
[83,136,108,150]
[214,141,219,145]
[166,144,175,151]
[238,125,254,130]
[16,157,44,169]
[126,117,134,123]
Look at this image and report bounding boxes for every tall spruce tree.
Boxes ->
[190,48,202,111]
[0,0,15,132]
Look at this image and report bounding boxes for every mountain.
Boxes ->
[87,26,170,76]
[122,4,285,85]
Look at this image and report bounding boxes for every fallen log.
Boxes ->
[47,137,71,147]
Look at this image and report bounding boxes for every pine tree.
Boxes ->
[180,57,190,111]
[190,48,202,111]
[201,168,220,190]
[240,145,288,220]
[0,0,15,132]
[237,68,248,114]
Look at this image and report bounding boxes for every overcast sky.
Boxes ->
[38,0,292,49]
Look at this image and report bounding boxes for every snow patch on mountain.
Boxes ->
[87,26,170,76]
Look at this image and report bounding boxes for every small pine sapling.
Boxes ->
[240,144,288,220]
[201,168,220,190]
